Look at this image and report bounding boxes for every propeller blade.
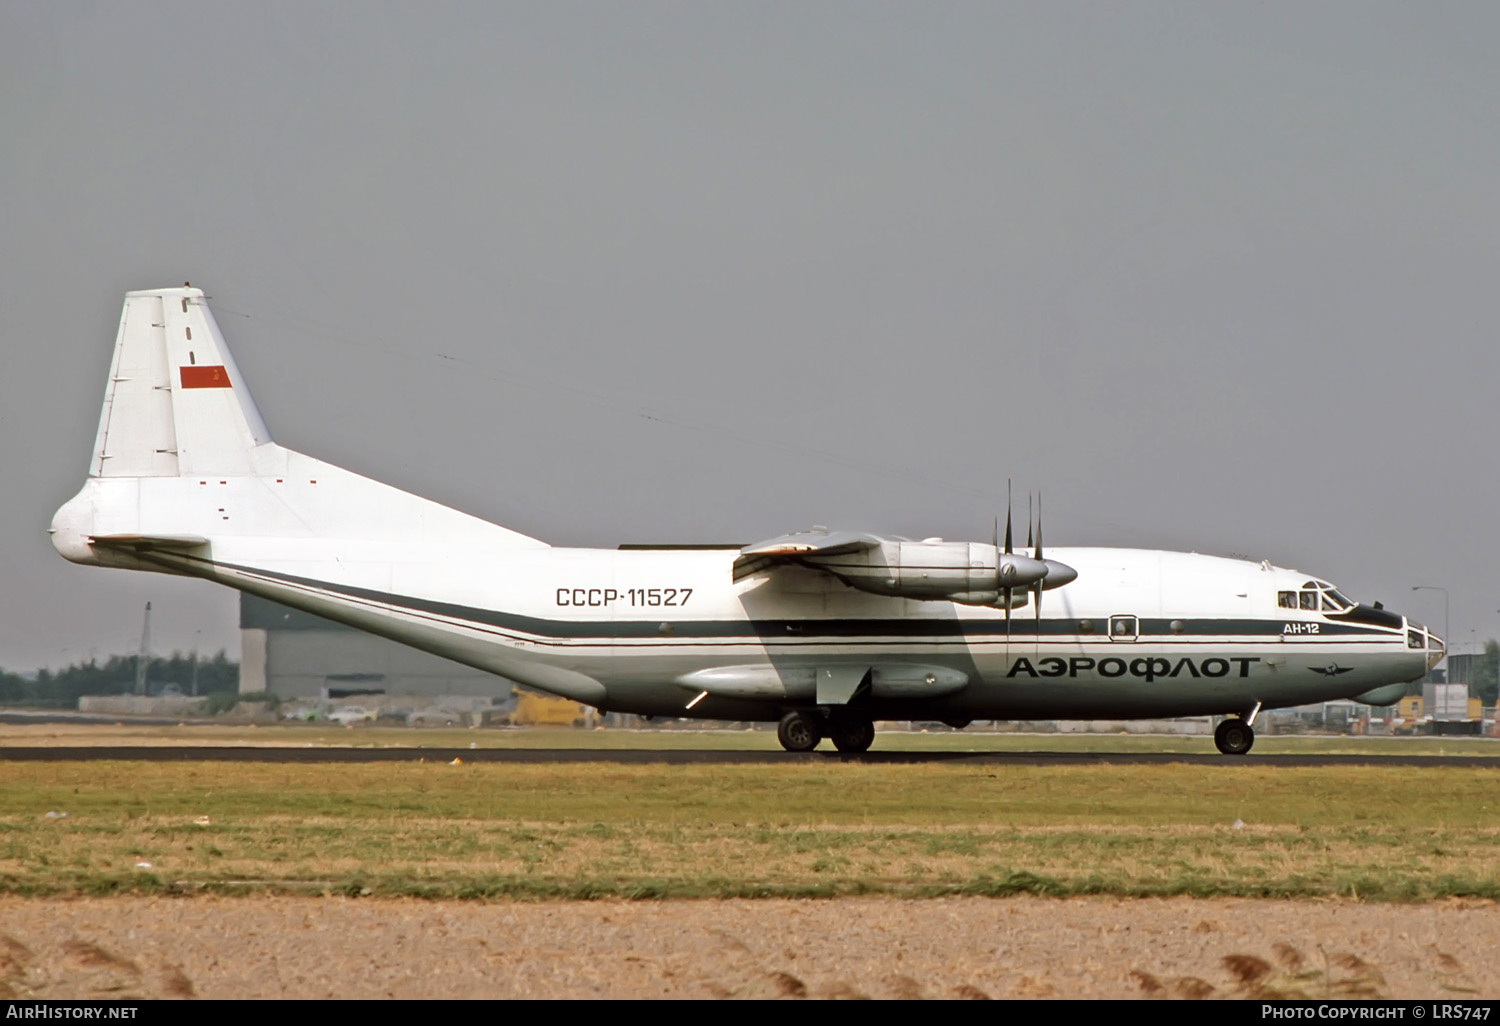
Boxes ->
[1026,493,1033,551]
[1002,486,1014,558]
[1034,493,1044,563]
[1033,492,1044,630]
[1001,482,1014,636]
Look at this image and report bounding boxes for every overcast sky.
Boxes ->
[3,2,1499,670]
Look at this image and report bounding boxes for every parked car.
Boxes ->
[326,705,375,726]
[407,709,462,727]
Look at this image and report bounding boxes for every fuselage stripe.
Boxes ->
[175,555,1403,647]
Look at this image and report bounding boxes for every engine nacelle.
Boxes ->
[803,540,1063,605]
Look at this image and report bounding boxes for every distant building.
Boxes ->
[1444,652,1479,688]
[1426,652,1483,691]
[238,594,514,701]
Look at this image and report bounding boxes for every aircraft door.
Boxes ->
[1108,615,1138,642]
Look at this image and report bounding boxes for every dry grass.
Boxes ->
[1,759,1497,900]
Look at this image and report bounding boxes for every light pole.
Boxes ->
[190,630,201,697]
[1412,586,1449,679]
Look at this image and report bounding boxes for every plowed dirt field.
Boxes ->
[2,895,1496,999]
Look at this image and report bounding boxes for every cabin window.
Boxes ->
[1299,591,1317,610]
[1278,591,1296,609]
[1108,615,1138,641]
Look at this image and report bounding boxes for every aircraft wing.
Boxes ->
[732,529,885,582]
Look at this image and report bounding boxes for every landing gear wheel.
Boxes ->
[777,711,823,752]
[1215,718,1255,756]
[829,718,876,754]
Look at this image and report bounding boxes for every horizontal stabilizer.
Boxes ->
[89,533,210,550]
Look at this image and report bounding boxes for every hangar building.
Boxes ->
[237,593,514,702]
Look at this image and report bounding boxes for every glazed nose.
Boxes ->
[1408,620,1445,671]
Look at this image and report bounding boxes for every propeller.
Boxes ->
[991,486,1077,635]
[999,485,1015,635]
[1032,492,1044,632]
[994,483,1051,632]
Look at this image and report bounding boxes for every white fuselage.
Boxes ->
[52,468,1431,722]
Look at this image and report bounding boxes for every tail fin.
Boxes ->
[91,286,270,477]
[55,285,547,565]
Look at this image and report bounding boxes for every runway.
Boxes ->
[3,745,1500,767]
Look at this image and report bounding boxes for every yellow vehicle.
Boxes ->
[512,689,588,727]
[1393,690,1485,735]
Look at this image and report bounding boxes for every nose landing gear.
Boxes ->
[1214,717,1255,756]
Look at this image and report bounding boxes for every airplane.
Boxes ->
[50,286,1441,755]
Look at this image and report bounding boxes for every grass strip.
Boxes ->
[2,761,1496,901]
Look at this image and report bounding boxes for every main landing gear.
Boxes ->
[1214,717,1255,756]
[777,710,821,752]
[777,711,876,753]
[828,718,875,754]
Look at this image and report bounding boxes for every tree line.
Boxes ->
[0,652,238,707]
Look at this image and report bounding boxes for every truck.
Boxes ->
[511,689,590,727]
[1422,683,1482,735]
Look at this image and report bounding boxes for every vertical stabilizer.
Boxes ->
[55,284,549,565]
[91,287,270,478]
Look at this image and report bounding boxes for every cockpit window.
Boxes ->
[1284,580,1356,614]
[1321,590,1353,613]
